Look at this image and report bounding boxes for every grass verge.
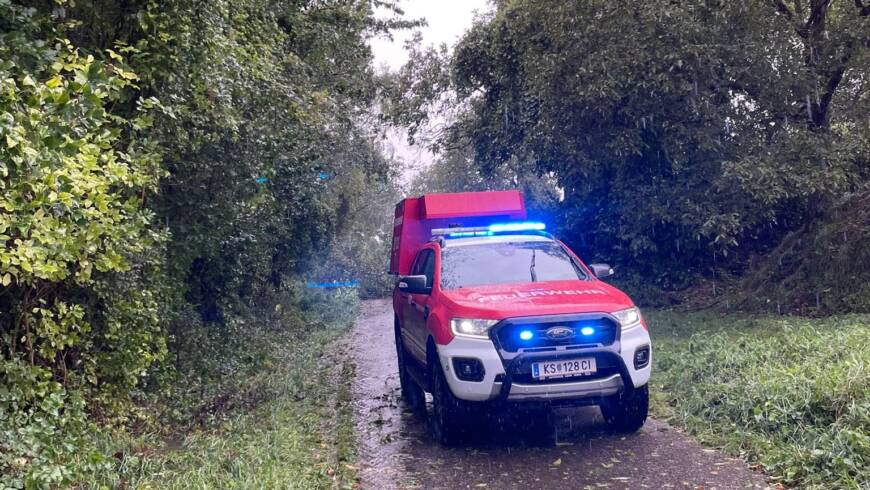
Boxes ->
[84,323,358,489]
[648,311,869,489]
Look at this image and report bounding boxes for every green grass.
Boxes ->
[648,311,870,489]
[84,326,357,489]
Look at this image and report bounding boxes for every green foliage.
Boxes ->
[308,168,402,299]
[85,291,358,489]
[736,190,870,314]
[1,0,406,486]
[391,0,869,297]
[154,283,358,430]
[0,2,167,486]
[650,311,870,488]
[1,359,96,489]
[115,0,398,321]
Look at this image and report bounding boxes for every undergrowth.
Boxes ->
[648,311,869,489]
[2,285,359,488]
[82,288,360,488]
[87,326,358,489]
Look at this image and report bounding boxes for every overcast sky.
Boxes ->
[370,0,491,71]
[369,0,491,183]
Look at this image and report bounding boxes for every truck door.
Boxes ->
[402,249,434,364]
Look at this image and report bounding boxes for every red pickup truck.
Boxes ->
[391,190,651,445]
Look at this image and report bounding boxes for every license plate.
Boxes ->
[531,358,597,380]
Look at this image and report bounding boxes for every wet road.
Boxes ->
[350,299,768,489]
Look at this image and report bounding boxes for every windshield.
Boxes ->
[440,241,586,289]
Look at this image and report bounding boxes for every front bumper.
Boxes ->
[437,318,651,403]
[507,374,623,401]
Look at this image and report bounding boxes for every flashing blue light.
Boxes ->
[488,222,546,233]
[306,281,359,289]
[519,330,534,341]
[580,326,595,336]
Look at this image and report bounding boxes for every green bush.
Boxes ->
[650,312,870,488]
[83,286,358,488]
[155,281,358,428]
[0,3,167,486]
[1,359,94,489]
[1,0,399,485]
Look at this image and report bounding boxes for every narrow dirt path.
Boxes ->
[350,299,768,489]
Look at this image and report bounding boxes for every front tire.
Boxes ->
[601,384,649,433]
[430,361,469,446]
[395,321,425,415]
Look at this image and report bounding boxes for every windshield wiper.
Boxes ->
[530,248,538,282]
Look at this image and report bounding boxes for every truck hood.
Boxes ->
[439,279,634,319]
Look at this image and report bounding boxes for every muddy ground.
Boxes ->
[350,299,768,490]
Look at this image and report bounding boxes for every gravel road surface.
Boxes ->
[350,299,768,490]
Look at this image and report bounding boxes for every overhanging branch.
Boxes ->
[772,0,796,19]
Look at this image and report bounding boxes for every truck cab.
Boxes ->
[391,191,651,445]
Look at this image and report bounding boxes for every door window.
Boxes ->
[421,250,435,287]
[412,249,435,288]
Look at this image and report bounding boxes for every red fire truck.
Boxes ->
[391,190,651,445]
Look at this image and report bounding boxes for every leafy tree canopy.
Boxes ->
[392,0,868,292]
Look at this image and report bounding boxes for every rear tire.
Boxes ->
[394,321,425,415]
[601,384,649,433]
[430,361,468,446]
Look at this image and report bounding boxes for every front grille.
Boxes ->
[493,315,618,353]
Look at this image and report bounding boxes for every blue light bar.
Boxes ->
[433,221,547,238]
[446,230,494,238]
[581,327,595,336]
[519,330,534,341]
[488,222,546,233]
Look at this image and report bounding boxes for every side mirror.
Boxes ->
[397,275,431,294]
[589,263,614,279]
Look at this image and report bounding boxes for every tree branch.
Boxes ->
[802,0,833,37]
[815,64,847,126]
[771,0,807,38]
[771,0,795,19]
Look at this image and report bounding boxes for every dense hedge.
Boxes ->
[0,0,411,486]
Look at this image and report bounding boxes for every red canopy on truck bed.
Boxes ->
[389,190,527,275]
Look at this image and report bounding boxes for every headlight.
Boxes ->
[612,307,642,331]
[450,318,498,339]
